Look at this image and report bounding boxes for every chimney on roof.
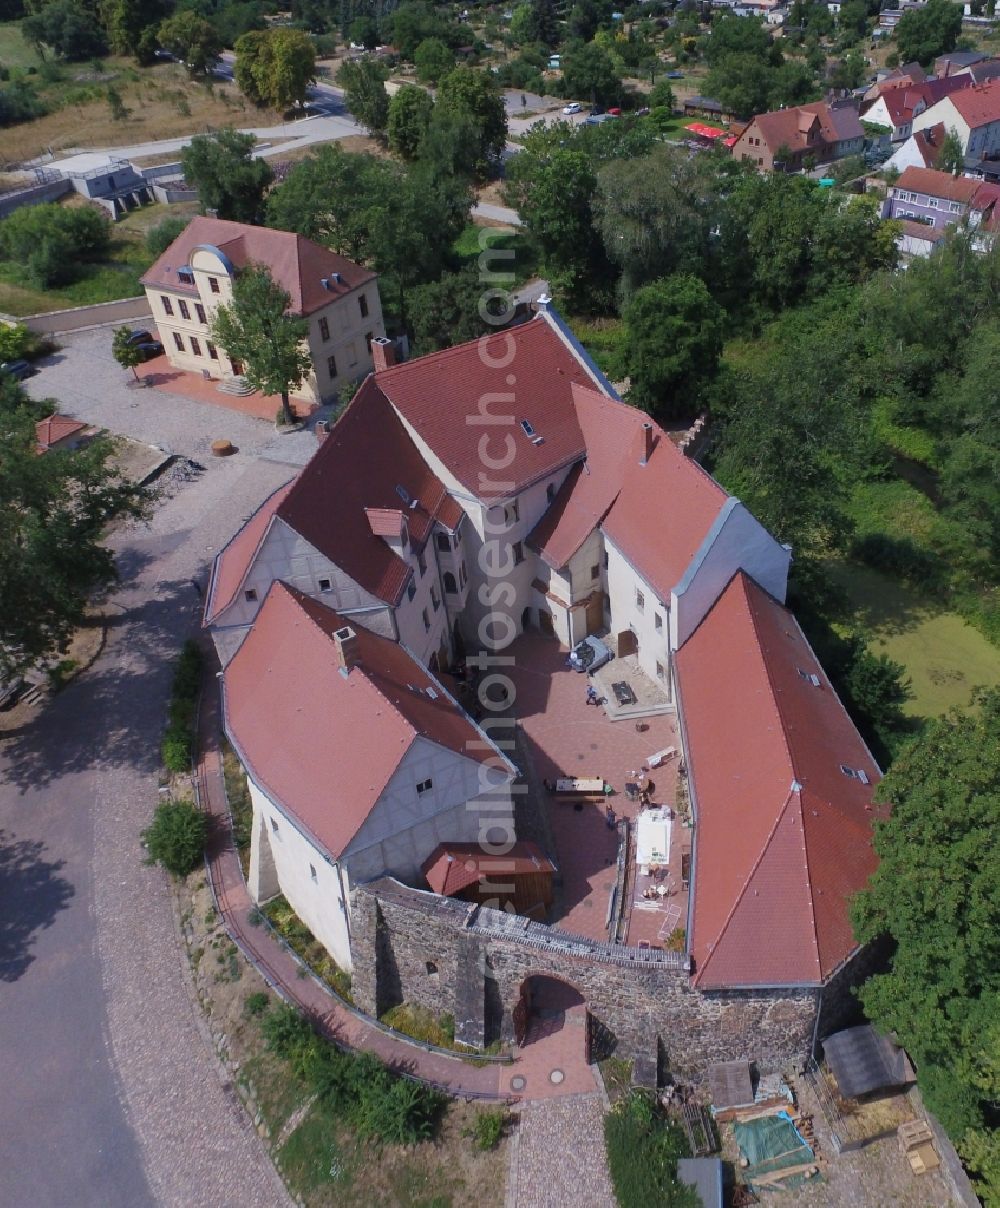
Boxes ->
[334,625,360,673]
[536,293,552,312]
[637,421,655,467]
[371,335,396,372]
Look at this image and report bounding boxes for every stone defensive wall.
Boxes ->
[350,878,832,1080]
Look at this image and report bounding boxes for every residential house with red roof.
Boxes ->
[140,216,386,405]
[912,79,1000,159]
[882,165,1000,256]
[730,101,864,172]
[224,582,515,968]
[861,74,971,143]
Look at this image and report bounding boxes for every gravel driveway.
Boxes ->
[1,332,309,1205]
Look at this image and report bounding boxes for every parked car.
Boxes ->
[124,329,153,346]
[562,101,582,115]
[607,107,622,116]
[0,360,32,381]
[568,635,613,674]
[133,341,164,362]
[667,70,684,79]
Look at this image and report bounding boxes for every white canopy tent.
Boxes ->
[636,807,671,869]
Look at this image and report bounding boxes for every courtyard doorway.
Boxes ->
[539,609,555,637]
[509,975,596,1097]
[617,628,638,657]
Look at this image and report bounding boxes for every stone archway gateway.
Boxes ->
[511,975,594,1095]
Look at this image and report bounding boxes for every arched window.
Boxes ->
[443,572,458,594]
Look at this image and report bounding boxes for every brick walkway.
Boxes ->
[140,353,315,422]
[195,653,514,1099]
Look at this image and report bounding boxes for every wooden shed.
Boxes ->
[421,841,556,919]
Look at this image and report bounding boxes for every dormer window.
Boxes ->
[178,267,194,285]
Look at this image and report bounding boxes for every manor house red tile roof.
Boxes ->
[374,316,591,501]
[276,380,458,605]
[224,583,506,859]
[676,573,881,989]
[529,383,727,601]
[422,841,556,897]
[141,216,375,316]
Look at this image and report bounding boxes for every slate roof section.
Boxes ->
[676,573,881,989]
[223,583,511,859]
[375,315,591,501]
[141,215,376,316]
[276,379,456,605]
[204,479,295,624]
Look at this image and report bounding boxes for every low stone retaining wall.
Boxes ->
[23,295,152,335]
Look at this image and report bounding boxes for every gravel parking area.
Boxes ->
[25,328,322,469]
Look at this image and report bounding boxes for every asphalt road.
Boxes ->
[0,335,305,1206]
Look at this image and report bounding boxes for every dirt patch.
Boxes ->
[475,179,508,208]
[1,62,282,168]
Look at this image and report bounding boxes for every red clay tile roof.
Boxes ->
[276,379,457,605]
[675,573,881,989]
[141,216,375,317]
[911,122,947,167]
[529,384,727,596]
[375,315,591,501]
[224,583,511,859]
[35,414,86,452]
[896,165,981,204]
[750,101,862,157]
[365,507,406,539]
[940,80,1000,128]
[422,841,556,897]
[898,219,948,244]
[205,480,295,624]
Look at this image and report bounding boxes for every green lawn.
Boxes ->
[453,223,537,285]
[0,21,44,71]
[0,200,197,317]
[828,561,1000,721]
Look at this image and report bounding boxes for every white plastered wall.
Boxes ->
[247,778,354,970]
[604,535,673,692]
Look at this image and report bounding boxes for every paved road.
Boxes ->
[0,332,310,1205]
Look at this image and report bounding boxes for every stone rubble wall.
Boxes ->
[351,880,820,1079]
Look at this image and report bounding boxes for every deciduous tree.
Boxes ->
[896,0,962,66]
[210,264,311,427]
[623,274,724,417]
[181,129,274,223]
[112,325,144,380]
[335,56,389,135]
[852,689,1000,1142]
[413,36,454,84]
[157,11,222,75]
[561,41,621,108]
[235,27,316,111]
[0,390,146,679]
[436,66,507,175]
[387,83,434,159]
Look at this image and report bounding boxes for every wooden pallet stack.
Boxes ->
[898,1119,940,1175]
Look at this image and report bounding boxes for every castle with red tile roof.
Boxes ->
[206,302,882,1073]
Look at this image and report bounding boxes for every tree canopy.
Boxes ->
[181,129,273,224]
[895,0,963,66]
[210,264,311,426]
[0,382,145,679]
[157,11,222,75]
[623,274,725,418]
[387,83,434,159]
[335,56,390,136]
[0,202,110,288]
[436,66,507,175]
[852,689,1000,1186]
[234,27,317,111]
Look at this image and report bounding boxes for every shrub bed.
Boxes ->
[262,895,353,1002]
[161,640,203,772]
[604,1093,698,1208]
